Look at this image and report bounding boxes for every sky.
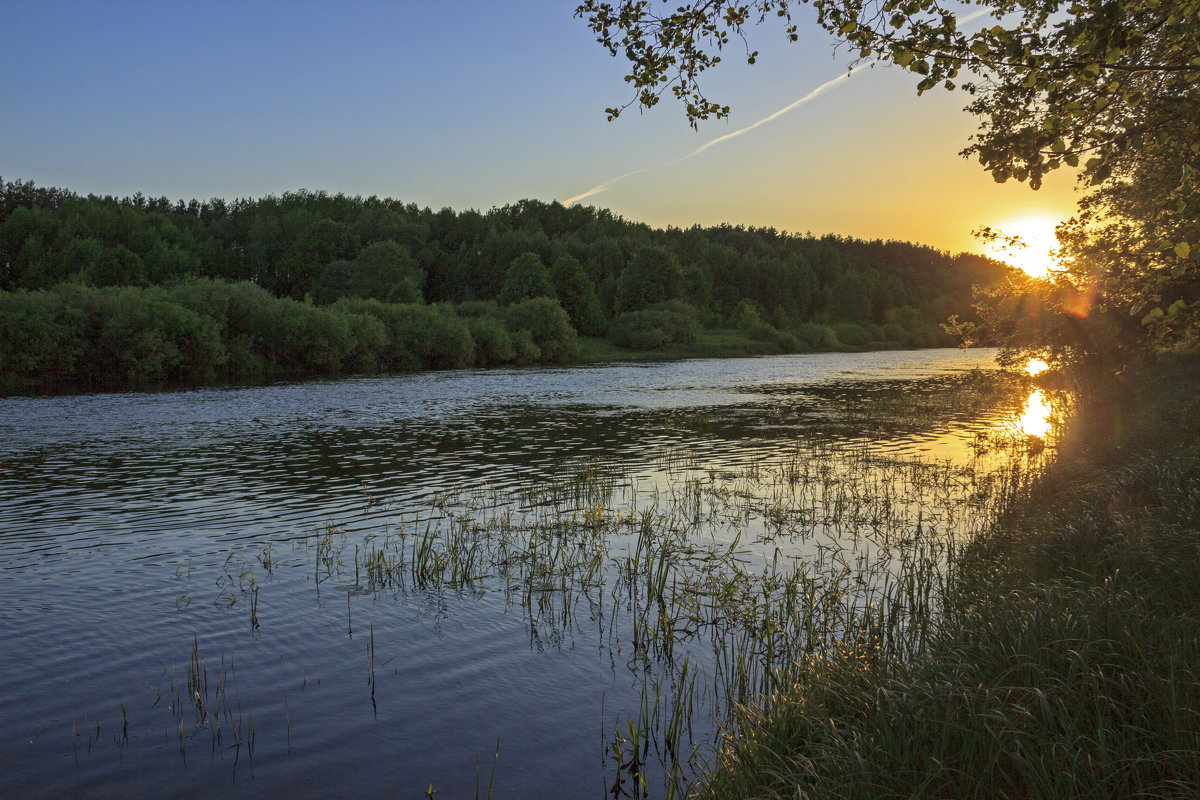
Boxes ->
[1,0,1080,263]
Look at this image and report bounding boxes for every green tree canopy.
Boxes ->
[498,251,556,305]
[550,254,606,335]
[615,245,685,311]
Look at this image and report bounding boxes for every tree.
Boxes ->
[575,0,1200,361]
[615,244,685,311]
[550,254,606,335]
[498,251,556,304]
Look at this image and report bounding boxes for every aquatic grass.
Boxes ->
[102,365,1048,795]
[475,737,501,800]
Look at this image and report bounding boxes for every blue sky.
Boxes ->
[2,0,1078,257]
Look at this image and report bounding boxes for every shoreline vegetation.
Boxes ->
[0,278,972,398]
[693,351,1200,798]
[0,179,1008,397]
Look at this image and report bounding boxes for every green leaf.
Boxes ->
[1175,241,1192,259]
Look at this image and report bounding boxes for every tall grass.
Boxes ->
[693,353,1200,798]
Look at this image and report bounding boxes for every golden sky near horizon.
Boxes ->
[3,2,1082,276]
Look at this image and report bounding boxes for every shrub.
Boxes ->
[913,324,957,348]
[795,322,838,349]
[503,297,578,363]
[509,329,542,364]
[609,312,667,350]
[832,322,871,348]
[0,288,84,390]
[732,299,764,330]
[335,298,476,370]
[466,316,515,367]
[609,304,702,351]
[883,322,912,346]
[336,309,390,373]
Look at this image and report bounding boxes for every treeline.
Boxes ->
[0,179,1009,393]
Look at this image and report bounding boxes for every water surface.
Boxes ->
[0,348,1052,798]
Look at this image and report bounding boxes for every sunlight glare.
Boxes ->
[1026,358,1049,376]
[1018,389,1053,439]
[985,215,1061,279]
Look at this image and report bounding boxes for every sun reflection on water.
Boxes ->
[1018,388,1053,439]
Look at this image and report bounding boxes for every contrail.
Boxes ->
[685,59,876,159]
[565,8,991,207]
[563,62,872,206]
[563,166,654,207]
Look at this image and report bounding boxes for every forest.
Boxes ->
[0,178,1009,394]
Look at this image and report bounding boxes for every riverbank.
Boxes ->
[0,276,941,397]
[693,352,1200,798]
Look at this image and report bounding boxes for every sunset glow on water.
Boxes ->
[1018,388,1054,439]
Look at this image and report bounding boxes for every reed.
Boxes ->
[122,367,1052,794]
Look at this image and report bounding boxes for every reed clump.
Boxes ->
[693,352,1200,799]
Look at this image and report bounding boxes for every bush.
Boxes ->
[746,322,779,342]
[0,288,84,390]
[509,329,542,364]
[883,322,911,345]
[914,324,957,348]
[795,322,838,349]
[832,322,870,348]
[43,284,225,389]
[338,298,475,370]
[466,316,514,367]
[503,297,578,363]
[273,298,355,374]
[609,305,702,351]
[648,301,703,344]
[335,309,390,373]
[453,300,502,319]
[609,312,667,351]
[732,299,764,330]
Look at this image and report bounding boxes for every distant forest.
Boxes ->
[0,179,1009,394]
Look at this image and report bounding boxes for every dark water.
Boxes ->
[0,349,1047,798]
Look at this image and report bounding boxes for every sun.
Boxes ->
[982,215,1062,279]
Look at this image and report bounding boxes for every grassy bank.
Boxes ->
[693,352,1200,798]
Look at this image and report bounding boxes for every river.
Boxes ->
[0,348,1056,798]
